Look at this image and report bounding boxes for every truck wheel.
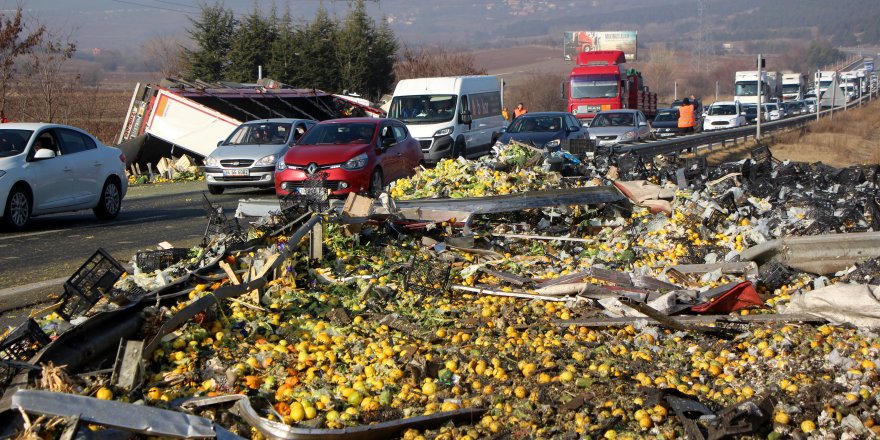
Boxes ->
[208,185,224,195]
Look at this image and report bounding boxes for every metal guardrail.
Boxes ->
[610,84,879,158]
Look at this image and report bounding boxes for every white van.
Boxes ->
[388,76,505,163]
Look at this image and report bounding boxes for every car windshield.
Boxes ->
[653,111,678,122]
[0,129,33,157]
[389,95,456,123]
[590,113,635,127]
[296,122,376,146]
[743,106,757,116]
[225,122,293,146]
[708,105,737,116]
[571,74,619,99]
[507,115,564,133]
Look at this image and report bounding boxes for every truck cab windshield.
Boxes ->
[571,74,619,99]
[389,95,457,124]
[782,84,800,94]
[735,82,758,96]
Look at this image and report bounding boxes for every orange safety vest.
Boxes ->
[514,107,528,118]
[678,104,696,128]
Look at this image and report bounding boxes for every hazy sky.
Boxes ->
[1,0,398,50]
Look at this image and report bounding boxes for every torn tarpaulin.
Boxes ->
[781,283,880,328]
[690,281,764,314]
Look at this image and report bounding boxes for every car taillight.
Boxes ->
[119,153,126,163]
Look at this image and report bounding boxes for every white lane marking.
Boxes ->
[0,229,71,241]
[0,215,168,242]
[0,276,68,301]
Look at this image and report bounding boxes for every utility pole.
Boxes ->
[756,54,762,142]
[715,81,719,102]
[816,70,821,122]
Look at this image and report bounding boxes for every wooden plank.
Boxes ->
[218,260,240,285]
[478,268,534,287]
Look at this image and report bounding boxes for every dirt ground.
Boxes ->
[698,99,880,167]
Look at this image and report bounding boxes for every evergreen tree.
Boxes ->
[266,6,298,84]
[183,2,236,82]
[227,4,276,82]
[336,0,373,96]
[367,17,398,99]
[296,5,340,91]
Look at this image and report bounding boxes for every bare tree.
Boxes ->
[394,45,486,81]
[21,28,76,123]
[639,47,679,103]
[0,7,44,117]
[142,35,186,80]
[508,73,566,112]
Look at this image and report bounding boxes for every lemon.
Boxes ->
[96,387,113,400]
[774,412,790,425]
[801,420,816,433]
[422,381,437,396]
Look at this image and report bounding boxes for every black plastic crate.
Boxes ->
[136,248,191,272]
[563,138,595,156]
[403,255,451,296]
[58,248,126,320]
[201,193,244,244]
[1,318,51,388]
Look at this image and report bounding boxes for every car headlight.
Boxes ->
[544,139,561,148]
[433,127,453,137]
[342,153,369,170]
[622,131,637,140]
[275,158,287,171]
[205,156,219,167]
[255,154,276,166]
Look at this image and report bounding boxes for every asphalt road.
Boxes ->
[0,180,274,328]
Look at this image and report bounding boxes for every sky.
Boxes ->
[1,0,401,51]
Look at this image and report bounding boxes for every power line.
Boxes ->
[155,0,200,10]
[109,0,194,15]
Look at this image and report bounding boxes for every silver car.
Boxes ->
[588,110,653,146]
[204,118,315,194]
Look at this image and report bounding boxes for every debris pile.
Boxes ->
[3,144,880,439]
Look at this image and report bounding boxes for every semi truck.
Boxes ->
[816,71,837,97]
[781,72,806,101]
[734,71,781,104]
[566,50,656,122]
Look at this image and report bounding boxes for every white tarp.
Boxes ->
[782,283,880,328]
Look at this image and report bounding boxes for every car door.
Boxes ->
[377,123,403,182]
[56,127,101,206]
[392,124,419,175]
[28,129,78,211]
[636,112,650,139]
[459,95,479,155]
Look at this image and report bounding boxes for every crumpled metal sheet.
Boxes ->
[740,231,880,275]
[12,389,240,439]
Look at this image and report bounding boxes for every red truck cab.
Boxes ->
[567,50,656,123]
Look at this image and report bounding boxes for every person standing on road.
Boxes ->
[678,97,696,133]
[502,107,511,122]
[514,102,528,118]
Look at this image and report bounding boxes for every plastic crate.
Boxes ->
[403,255,451,296]
[136,248,190,272]
[0,318,51,388]
[563,138,595,156]
[58,248,126,320]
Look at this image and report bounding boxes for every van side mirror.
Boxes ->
[460,110,472,125]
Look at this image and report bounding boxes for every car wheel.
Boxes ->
[2,185,32,231]
[208,185,224,195]
[94,178,122,220]
[369,169,384,198]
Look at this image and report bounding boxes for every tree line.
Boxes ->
[184,0,397,101]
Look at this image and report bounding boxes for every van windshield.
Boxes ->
[708,105,738,116]
[389,95,456,124]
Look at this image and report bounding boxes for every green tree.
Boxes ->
[295,5,340,91]
[227,3,276,82]
[0,7,44,116]
[802,40,845,70]
[336,0,373,96]
[266,6,298,84]
[183,2,236,82]
[367,17,398,98]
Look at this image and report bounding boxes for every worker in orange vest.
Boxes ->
[677,98,696,133]
[514,102,528,118]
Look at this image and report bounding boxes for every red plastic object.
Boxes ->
[691,281,765,314]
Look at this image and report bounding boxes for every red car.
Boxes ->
[275,118,424,197]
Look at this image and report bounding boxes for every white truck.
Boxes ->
[734,71,780,104]
[781,72,806,101]
[816,71,837,97]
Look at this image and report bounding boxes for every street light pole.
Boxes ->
[756,53,762,142]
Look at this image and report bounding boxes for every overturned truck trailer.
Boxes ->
[116,78,380,166]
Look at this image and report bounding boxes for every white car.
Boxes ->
[0,123,128,230]
[702,101,746,131]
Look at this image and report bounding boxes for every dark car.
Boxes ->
[742,104,759,124]
[496,112,590,151]
[651,108,681,137]
[274,118,423,197]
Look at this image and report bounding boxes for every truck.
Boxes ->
[816,71,837,97]
[117,78,380,166]
[781,72,806,101]
[734,70,781,104]
[566,50,656,122]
